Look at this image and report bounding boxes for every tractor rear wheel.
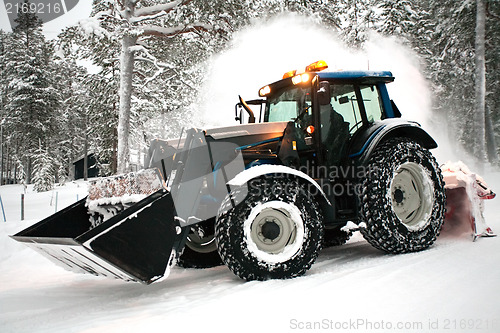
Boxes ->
[360,138,445,253]
[215,175,323,281]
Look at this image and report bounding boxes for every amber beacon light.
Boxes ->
[260,60,329,97]
[305,60,328,72]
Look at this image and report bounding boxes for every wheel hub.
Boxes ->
[250,206,297,254]
[261,220,281,240]
[185,226,217,254]
[394,188,405,204]
[390,162,434,230]
[243,200,306,264]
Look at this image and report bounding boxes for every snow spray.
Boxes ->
[198,13,463,164]
[199,15,428,124]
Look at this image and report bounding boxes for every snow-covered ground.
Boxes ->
[1,172,499,333]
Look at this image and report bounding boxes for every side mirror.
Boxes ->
[234,104,243,123]
[317,81,331,106]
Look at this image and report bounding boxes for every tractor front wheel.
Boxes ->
[215,175,323,281]
[177,219,222,268]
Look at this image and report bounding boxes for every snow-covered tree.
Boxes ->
[3,2,60,183]
[0,30,11,184]
[378,0,418,38]
[51,57,91,179]
[338,0,375,47]
[84,0,233,173]
[32,142,55,192]
[420,0,499,164]
[57,23,121,175]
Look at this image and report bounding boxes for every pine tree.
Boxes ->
[422,1,475,155]
[338,0,374,47]
[32,142,55,192]
[3,2,60,183]
[51,56,90,179]
[421,0,499,164]
[378,0,418,38]
[0,30,11,184]
[57,24,121,175]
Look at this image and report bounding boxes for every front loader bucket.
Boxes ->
[11,190,180,284]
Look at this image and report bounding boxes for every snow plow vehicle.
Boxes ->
[11,61,446,284]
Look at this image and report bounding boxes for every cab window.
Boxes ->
[359,85,384,122]
[321,84,384,138]
[265,86,312,124]
[325,84,363,135]
[320,84,358,165]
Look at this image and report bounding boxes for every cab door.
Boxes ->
[316,82,387,166]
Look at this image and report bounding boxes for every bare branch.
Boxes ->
[143,67,164,86]
[131,10,167,23]
[172,69,195,90]
[134,56,156,66]
[140,23,214,37]
[113,0,127,20]
[130,44,175,69]
[134,0,193,17]
[134,70,147,80]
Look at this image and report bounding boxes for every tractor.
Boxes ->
[12,61,445,284]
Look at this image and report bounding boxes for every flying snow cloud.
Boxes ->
[198,14,432,130]
[196,14,466,165]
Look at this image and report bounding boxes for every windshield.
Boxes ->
[265,86,312,123]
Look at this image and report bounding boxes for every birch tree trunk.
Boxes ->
[474,0,487,167]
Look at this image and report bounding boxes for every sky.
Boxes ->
[0,0,92,39]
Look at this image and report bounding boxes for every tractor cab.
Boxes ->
[239,60,399,168]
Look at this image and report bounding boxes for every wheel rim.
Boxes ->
[390,162,434,231]
[244,201,304,264]
[185,229,217,254]
[250,207,297,254]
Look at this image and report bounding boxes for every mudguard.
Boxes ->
[228,164,330,205]
[349,119,437,165]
